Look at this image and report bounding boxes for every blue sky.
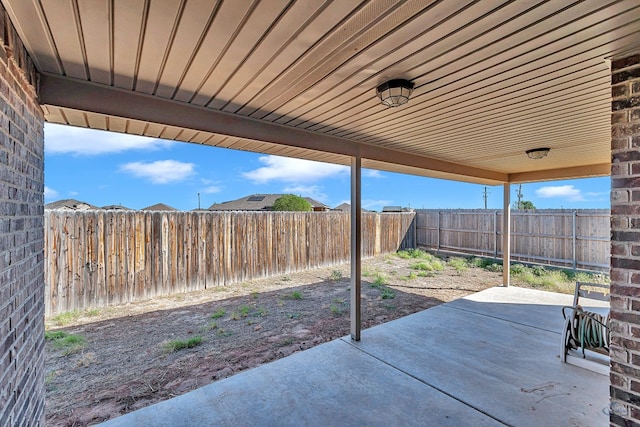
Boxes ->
[44,124,610,211]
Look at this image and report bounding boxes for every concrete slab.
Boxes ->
[353,287,609,427]
[446,286,609,333]
[98,286,609,427]
[100,339,502,427]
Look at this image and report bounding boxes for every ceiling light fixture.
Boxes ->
[526,148,550,159]
[376,79,414,107]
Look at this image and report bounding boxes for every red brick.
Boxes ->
[614,84,630,99]
[612,231,640,243]
[614,137,631,150]
[613,257,640,270]
[614,150,640,163]
[612,162,629,176]
[611,282,640,297]
[613,124,640,138]
[612,55,640,71]
[615,372,630,388]
[612,205,640,215]
[613,243,630,255]
[611,269,630,283]
[613,217,630,229]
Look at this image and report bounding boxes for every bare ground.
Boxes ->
[44,252,503,426]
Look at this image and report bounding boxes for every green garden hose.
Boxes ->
[562,305,609,357]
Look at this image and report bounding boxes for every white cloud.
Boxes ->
[45,123,173,155]
[283,185,328,202]
[364,169,384,178]
[201,185,221,194]
[44,186,58,200]
[585,191,609,199]
[535,185,584,201]
[243,155,349,183]
[120,160,196,184]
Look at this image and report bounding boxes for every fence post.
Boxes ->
[412,213,417,248]
[437,211,441,251]
[572,211,577,271]
[494,210,498,259]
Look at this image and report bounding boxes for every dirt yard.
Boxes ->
[44,251,503,426]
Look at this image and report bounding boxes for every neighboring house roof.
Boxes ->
[141,203,177,211]
[45,199,97,210]
[209,194,329,211]
[382,206,413,212]
[332,203,370,212]
[102,204,133,211]
[333,202,351,212]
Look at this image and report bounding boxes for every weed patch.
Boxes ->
[371,274,387,288]
[289,290,303,300]
[329,270,343,281]
[45,331,86,355]
[396,248,428,259]
[329,305,343,315]
[205,321,218,330]
[254,306,268,317]
[509,264,609,294]
[210,309,226,319]
[163,336,203,352]
[448,257,468,273]
[400,271,417,281]
[231,305,252,320]
[50,311,81,326]
[485,263,503,273]
[380,287,396,299]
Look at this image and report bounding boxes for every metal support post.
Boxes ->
[502,184,511,287]
[350,155,362,341]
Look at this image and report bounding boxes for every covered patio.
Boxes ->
[0,1,639,425]
[99,286,609,427]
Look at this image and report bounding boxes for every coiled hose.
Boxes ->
[562,305,610,357]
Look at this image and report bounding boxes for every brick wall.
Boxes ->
[0,5,45,426]
[610,53,640,426]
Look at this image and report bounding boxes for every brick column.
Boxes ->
[610,53,640,426]
[0,5,45,426]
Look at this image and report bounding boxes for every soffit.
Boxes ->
[4,0,640,183]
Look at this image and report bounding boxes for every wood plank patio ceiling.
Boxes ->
[4,0,640,184]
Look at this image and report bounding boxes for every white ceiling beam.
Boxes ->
[38,73,508,184]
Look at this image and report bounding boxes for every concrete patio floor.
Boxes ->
[99,286,610,427]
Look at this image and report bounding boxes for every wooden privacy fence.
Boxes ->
[44,210,416,316]
[416,209,610,272]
